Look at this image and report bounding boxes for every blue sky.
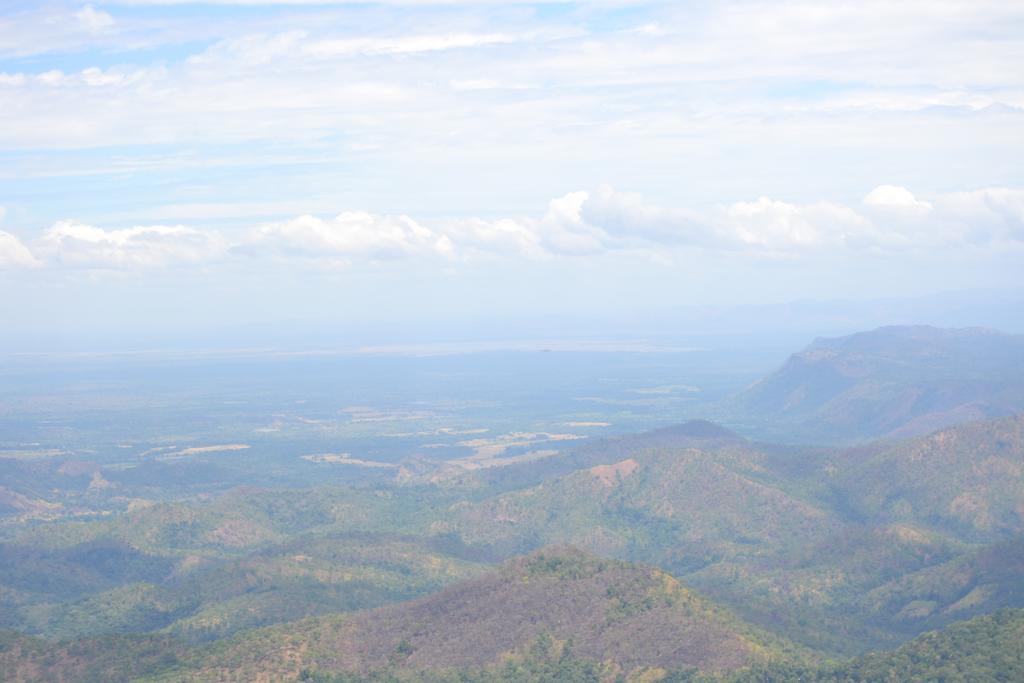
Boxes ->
[1,1,1023,339]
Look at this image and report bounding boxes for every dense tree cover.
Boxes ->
[299,635,610,683]
[296,610,1024,683]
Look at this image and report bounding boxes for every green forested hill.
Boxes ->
[442,440,841,570]
[0,528,486,642]
[3,588,1023,682]
[824,413,1024,541]
[820,608,1024,682]
[0,548,808,682]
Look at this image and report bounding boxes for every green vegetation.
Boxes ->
[3,328,1024,680]
[5,608,1024,682]
[4,410,1024,659]
[0,527,486,642]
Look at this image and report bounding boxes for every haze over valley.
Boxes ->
[2,1,1024,681]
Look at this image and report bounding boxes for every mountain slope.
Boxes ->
[317,549,798,671]
[863,536,1024,634]
[442,440,840,570]
[0,548,807,682]
[820,607,1024,683]
[826,413,1024,541]
[0,529,486,642]
[732,325,1024,443]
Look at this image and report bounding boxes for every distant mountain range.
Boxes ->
[729,325,1024,443]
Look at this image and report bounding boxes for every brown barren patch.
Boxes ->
[589,458,640,487]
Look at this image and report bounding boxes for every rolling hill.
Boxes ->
[441,438,841,571]
[0,548,807,682]
[0,527,487,642]
[824,413,1024,541]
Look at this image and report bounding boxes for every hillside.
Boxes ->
[0,526,486,642]
[862,536,1024,635]
[441,440,841,570]
[279,548,800,676]
[3,599,1022,682]
[731,326,1024,443]
[681,414,1024,652]
[5,411,1024,659]
[825,413,1024,541]
[0,548,805,682]
[816,607,1024,683]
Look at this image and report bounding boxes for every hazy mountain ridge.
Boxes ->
[732,325,1024,443]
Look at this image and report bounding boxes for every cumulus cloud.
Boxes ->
[863,185,933,215]
[262,185,1024,263]
[0,231,40,268]
[256,211,452,260]
[489,188,879,254]
[712,198,866,250]
[474,185,1024,256]
[10,184,1024,272]
[36,221,227,268]
[441,216,546,258]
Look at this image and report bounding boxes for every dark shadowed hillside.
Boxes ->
[731,326,1024,443]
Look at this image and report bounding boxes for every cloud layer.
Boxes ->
[32,221,228,269]
[4,185,1022,271]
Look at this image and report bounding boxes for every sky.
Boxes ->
[1,0,1023,343]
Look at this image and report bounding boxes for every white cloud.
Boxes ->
[510,185,1024,256]
[36,70,68,87]
[530,191,611,255]
[715,198,891,251]
[937,188,1024,243]
[578,185,704,246]
[441,189,651,258]
[305,32,518,58]
[0,231,40,269]
[256,211,451,260]
[36,221,227,268]
[75,5,115,32]
[717,198,830,249]
[442,216,546,259]
[450,185,1024,259]
[863,185,933,214]
[80,67,139,87]
[10,184,1024,273]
